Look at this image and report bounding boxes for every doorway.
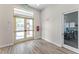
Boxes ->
[14,16,34,43]
[63,10,78,52]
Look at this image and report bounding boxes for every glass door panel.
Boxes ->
[64,11,78,48]
[27,31,33,37]
[16,32,24,40]
[16,17,24,31]
[15,17,25,40]
[26,19,33,30]
[26,19,33,38]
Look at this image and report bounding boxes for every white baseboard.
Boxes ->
[34,37,41,40]
[63,44,79,53]
[42,37,62,47]
[0,43,14,48]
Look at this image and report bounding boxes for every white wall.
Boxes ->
[0,4,41,48]
[0,5,14,47]
[41,4,79,47]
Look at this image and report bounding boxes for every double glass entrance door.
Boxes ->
[14,16,34,42]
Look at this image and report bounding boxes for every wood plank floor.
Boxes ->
[0,39,76,54]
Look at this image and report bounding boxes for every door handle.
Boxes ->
[24,30,27,32]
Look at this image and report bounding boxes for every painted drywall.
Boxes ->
[41,4,79,47]
[0,4,41,48]
[0,5,14,47]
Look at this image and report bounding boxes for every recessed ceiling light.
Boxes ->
[36,4,40,6]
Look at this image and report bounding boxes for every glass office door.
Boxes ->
[64,11,78,48]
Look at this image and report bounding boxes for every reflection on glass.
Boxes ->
[16,32,24,40]
[26,31,33,37]
[16,17,24,31]
[26,19,33,30]
[64,11,78,48]
[70,22,75,27]
[65,23,70,28]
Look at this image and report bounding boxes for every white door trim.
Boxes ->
[62,9,79,53]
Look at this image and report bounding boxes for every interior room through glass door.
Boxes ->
[14,16,34,43]
[64,11,78,48]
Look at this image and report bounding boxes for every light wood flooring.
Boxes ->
[0,39,76,54]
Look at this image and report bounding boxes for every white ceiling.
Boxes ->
[28,4,48,11]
